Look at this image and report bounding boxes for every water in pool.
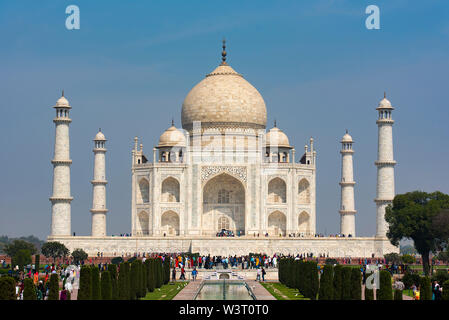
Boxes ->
[195,280,254,300]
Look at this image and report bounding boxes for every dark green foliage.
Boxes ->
[91,266,101,300]
[431,269,449,284]
[118,262,129,300]
[48,273,59,300]
[12,249,31,270]
[71,248,88,264]
[0,276,16,300]
[126,262,132,300]
[385,191,449,276]
[401,254,415,264]
[108,264,118,300]
[402,272,421,289]
[394,289,403,300]
[100,270,112,300]
[34,254,40,273]
[309,261,319,300]
[146,259,155,292]
[155,258,163,288]
[442,280,449,300]
[111,257,124,265]
[377,270,393,300]
[324,258,337,265]
[41,241,69,263]
[142,261,147,297]
[333,265,343,300]
[384,253,401,264]
[23,278,36,300]
[419,276,432,300]
[350,268,362,300]
[130,260,139,300]
[163,258,170,285]
[341,267,352,300]
[318,265,334,300]
[3,239,37,257]
[78,266,92,300]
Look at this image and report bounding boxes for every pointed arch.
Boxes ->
[137,178,149,204]
[298,178,310,204]
[267,210,286,236]
[161,210,179,236]
[298,211,310,235]
[161,177,180,202]
[267,177,286,203]
[137,211,149,235]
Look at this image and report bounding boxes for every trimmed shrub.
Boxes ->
[318,265,334,300]
[442,280,449,300]
[333,265,343,300]
[118,262,128,300]
[147,259,155,292]
[48,273,59,300]
[419,276,432,300]
[130,260,139,300]
[0,276,16,300]
[377,270,393,300]
[341,267,352,300]
[164,258,170,285]
[364,287,374,300]
[111,257,124,265]
[402,272,420,289]
[23,278,36,300]
[91,266,101,300]
[394,289,403,300]
[34,255,40,273]
[350,268,362,300]
[100,270,112,300]
[309,261,319,300]
[431,269,449,285]
[108,264,118,300]
[78,266,92,300]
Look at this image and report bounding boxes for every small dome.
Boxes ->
[265,126,291,148]
[341,132,353,143]
[158,125,186,147]
[377,94,394,110]
[54,93,71,108]
[94,131,106,141]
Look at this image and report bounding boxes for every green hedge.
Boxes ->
[91,266,101,300]
[101,270,112,300]
[394,289,403,300]
[419,276,431,300]
[442,280,449,300]
[108,264,118,300]
[333,265,343,300]
[78,266,92,300]
[48,274,59,300]
[377,270,392,300]
[350,268,361,300]
[23,278,36,300]
[318,265,334,300]
[0,276,16,300]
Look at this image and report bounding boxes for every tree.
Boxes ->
[101,270,112,300]
[401,254,416,265]
[333,265,343,300]
[377,270,393,300]
[419,276,432,300]
[3,239,36,258]
[318,265,334,300]
[23,278,36,300]
[350,268,362,300]
[0,276,16,300]
[130,260,139,300]
[48,273,59,300]
[91,266,101,300]
[34,254,40,273]
[108,264,119,300]
[146,259,154,292]
[435,250,449,264]
[118,262,129,300]
[384,253,401,264]
[13,249,31,270]
[78,266,92,300]
[71,248,88,265]
[309,261,319,300]
[341,267,352,300]
[364,283,374,300]
[41,242,70,264]
[385,191,449,276]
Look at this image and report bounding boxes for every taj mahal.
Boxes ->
[47,41,399,257]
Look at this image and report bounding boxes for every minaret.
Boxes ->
[375,93,396,237]
[91,130,108,237]
[50,91,73,236]
[339,130,356,237]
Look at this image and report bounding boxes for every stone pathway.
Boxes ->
[172,280,202,300]
[246,281,276,300]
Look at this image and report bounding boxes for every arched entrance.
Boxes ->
[161,210,179,236]
[267,211,286,236]
[202,173,245,236]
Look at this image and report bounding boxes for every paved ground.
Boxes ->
[172,280,202,300]
[246,280,276,300]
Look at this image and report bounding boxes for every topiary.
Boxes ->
[350,268,362,300]
[100,270,112,300]
[318,265,334,300]
[309,261,319,300]
[111,257,124,265]
[402,272,420,289]
[394,289,403,300]
[78,266,92,300]
[23,278,36,300]
[442,280,449,300]
[364,286,374,300]
[47,273,59,300]
[0,276,17,300]
[377,270,393,300]
[431,269,449,285]
[333,265,343,300]
[108,264,118,300]
[341,267,352,300]
[130,260,138,300]
[91,265,101,300]
[419,276,432,300]
[118,262,128,300]
[34,254,40,273]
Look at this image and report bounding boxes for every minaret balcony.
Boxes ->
[339,210,357,214]
[49,196,73,202]
[91,179,108,185]
[339,181,355,186]
[376,119,394,125]
[90,208,108,213]
[51,159,72,165]
[374,160,396,166]
[53,117,72,124]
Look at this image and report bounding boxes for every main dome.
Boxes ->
[181,63,267,130]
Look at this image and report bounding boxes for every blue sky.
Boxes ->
[1,0,448,239]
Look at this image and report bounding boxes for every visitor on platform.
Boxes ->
[172,267,176,281]
[192,267,198,281]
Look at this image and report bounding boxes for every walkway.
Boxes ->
[246,280,276,300]
[172,280,202,300]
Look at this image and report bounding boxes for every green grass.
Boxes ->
[260,282,309,300]
[140,282,189,300]
[403,289,414,298]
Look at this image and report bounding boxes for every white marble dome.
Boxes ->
[341,132,353,143]
[181,64,267,130]
[377,96,393,109]
[265,126,291,148]
[94,131,106,141]
[158,125,186,147]
[54,94,70,108]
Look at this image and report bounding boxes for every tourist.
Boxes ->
[192,267,198,281]
[172,267,177,281]
[180,267,186,280]
[256,267,262,281]
[261,267,266,281]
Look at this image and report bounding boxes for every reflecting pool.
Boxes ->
[195,280,255,300]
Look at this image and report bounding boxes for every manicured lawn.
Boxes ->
[140,282,189,300]
[403,289,414,298]
[260,282,309,300]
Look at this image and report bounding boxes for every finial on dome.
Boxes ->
[99,128,101,132]
[346,129,348,134]
[221,38,227,65]
[274,119,277,128]
[384,91,386,99]
[62,89,64,97]
[171,118,174,126]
